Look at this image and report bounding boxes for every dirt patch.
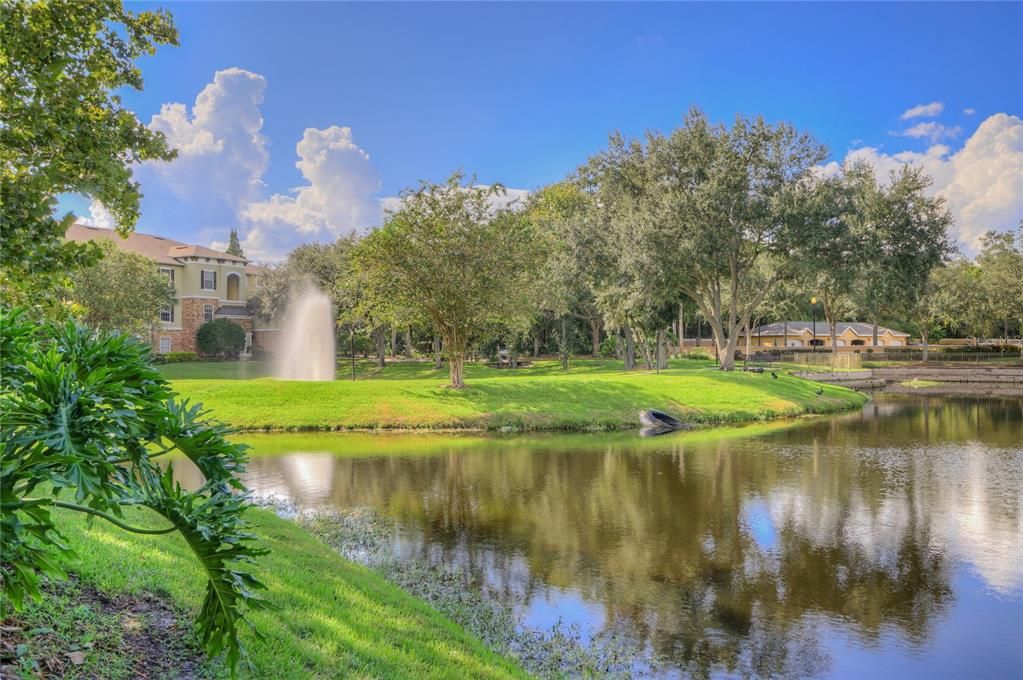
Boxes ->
[1,577,207,679]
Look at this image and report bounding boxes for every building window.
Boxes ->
[160,306,174,323]
[201,270,217,290]
[203,304,214,323]
[159,267,175,284]
[159,337,171,353]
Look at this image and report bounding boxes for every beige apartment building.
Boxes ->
[66,224,280,355]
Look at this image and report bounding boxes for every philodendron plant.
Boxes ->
[0,308,266,673]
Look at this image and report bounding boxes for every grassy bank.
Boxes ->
[9,506,526,679]
[164,359,867,431]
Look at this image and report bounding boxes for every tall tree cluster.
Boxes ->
[261,110,967,381]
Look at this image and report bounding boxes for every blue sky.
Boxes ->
[67,2,1023,259]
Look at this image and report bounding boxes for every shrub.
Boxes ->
[154,350,197,364]
[683,347,712,360]
[0,309,265,672]
[599,335,618,358]
[196,318,246,359]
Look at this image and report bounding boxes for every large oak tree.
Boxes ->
[581,108,828,370]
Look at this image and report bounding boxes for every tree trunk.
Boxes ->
[375,329,387,368]
[624,326,636,370]
[433,335,442,369]
[390,327,397,357]
[589,317,602,357]
[533,333,540,357]
[656,328,668,371]
[635,328,654,370]
[449,354,465,388]
[921,328,929,362]
[718,333,739,370]
[678,304,685,358]
[744,318,752,366]
[560,316,569,371]
[404,327,413,359]
[443,332,466,388]
[782,321,788,350]
[872,321,879,348]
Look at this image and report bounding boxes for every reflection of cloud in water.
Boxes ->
[244,452,337,507]
[925,442,1023,592]
[762,442,1023,593]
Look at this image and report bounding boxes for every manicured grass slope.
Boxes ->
[166,359,866,431]
[48,507,526,679]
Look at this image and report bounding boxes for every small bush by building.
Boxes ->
[152,351,197,364]
[196,319,246,359]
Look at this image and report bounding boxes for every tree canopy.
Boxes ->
[356,173,539,387]
[66,242,175,336]
[0,0,178,312]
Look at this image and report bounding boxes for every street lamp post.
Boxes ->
[810,297,818,353]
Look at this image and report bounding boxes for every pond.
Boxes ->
[179,395,1023,678]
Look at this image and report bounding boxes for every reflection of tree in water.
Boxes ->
[238,396,1021,678]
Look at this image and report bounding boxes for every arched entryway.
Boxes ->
[226,273,240,301]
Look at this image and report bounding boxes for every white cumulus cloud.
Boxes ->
[103,68,530,262]
[240,126,383,260]
[79,200,117,230]
[898,121,963,142]
[820,113,1023,251]
[901,101,944,120]
[141,68,269,233]
[964,108,976,116]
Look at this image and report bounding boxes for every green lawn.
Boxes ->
[163,359,867,431]
[23,506,526,679]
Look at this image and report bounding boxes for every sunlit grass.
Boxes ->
[164,358,867,431]
[49,506,527,679]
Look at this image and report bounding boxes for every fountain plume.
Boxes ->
[275,280,335,381]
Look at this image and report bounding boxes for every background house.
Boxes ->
[741,321,911,349]
[66,224,280,355]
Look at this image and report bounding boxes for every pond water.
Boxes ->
[180,395,1023,678]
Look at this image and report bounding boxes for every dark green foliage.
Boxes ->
[154,351,199,364]
[226,228,245,258]
[0,309,266,673]
[0,0,178,313]
[196,319,247,360]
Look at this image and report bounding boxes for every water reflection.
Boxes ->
[173,396,1023,678]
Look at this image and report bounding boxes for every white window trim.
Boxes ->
[158,337,172,353]
[203,303,215,323]
[201,269,217,291]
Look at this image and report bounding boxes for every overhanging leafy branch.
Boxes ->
[0,308,266,674]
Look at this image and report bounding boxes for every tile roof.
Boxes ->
[752,321,910,337]
[65,223,247,265]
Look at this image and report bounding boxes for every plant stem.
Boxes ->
[51,500,178,535]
